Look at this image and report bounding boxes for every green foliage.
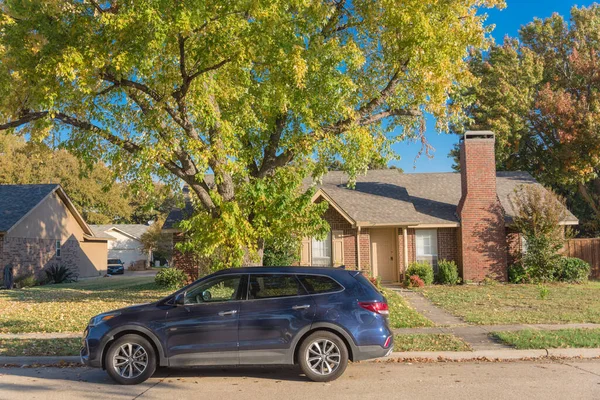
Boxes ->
[457,5,600,236]
[556,257,591,283]
[44,265,78,284]
[435,260,460,285]
[508,263,529,284]
[510,185,567,282]
[537,284,549,300]
[0,0,504,268]
[405,262,434,286]
[140,218,172,262]
[262,236,299,267]
[14,275,37,288]
[155,268,187,290]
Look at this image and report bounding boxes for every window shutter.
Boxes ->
[332,230,345,267]
[300,237,311,266]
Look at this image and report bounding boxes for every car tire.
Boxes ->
[105,334,156,385]
[298,331,349,382]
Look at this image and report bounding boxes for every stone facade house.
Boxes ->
[163,131,578,282]
[0,184,108,280]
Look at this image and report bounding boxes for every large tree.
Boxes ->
[456,5,600,235]
[0,0,502,266]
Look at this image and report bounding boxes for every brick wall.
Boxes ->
[398,228,416,276]
[322,205,358,269]
[358,229,370,272]
[0,236,83,280]
[438,228,459,263]
[457,133,508,281]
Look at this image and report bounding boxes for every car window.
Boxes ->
[248,274,306,300]
[108,259,121,264]
[184,275,242,305]
[297,275,343,294]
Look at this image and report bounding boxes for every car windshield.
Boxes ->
[108,259,121,264]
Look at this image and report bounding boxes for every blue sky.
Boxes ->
[390,0,597,173]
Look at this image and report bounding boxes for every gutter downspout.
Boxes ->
[402,227,409,280]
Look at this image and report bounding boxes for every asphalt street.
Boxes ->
[0,359,599,400]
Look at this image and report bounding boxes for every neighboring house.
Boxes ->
[162,131,578,282]
[0,184,108,280]
[300,131,577,282]
[90,224,152,268]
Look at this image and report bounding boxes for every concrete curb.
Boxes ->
[2,349,600,367]
[371,348,600,362]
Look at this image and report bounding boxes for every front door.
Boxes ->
[371,228,397,282]
[238,274,316,364]
[164,274,245,366]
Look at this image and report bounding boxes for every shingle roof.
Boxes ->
[90,224,151,240]
[312,170,578,226]
[0,184,59,232]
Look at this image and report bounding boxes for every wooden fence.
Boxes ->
[564,238,600,279]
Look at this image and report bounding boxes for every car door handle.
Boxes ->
[292,305,311,310]
[218,310,238,316]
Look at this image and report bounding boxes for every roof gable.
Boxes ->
[0,184,59,232]
[90,224,150,240]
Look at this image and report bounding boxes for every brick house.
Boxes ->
[0,184,109,281]
[300,131,578,282]
[163,131,578,282]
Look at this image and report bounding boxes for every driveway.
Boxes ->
[1,360,599,399]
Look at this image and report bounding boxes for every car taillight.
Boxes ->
[358,301,389,315]
[384,335,392,348]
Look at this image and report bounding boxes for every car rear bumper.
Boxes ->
[353,335,394,361]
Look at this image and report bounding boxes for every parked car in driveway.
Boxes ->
[81,266,393,384]
[107,259,125,275]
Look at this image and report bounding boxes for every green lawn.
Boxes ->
[0,338,81,356]
[493,329,600,349]
[418,282,600,325]
[383,288,434,328]
[394,334,471,352]
[0,276,171,333]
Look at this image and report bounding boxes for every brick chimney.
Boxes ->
[457,131,507,281]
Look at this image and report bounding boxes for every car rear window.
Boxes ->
[297,275,343,294]
[248,274,306,299]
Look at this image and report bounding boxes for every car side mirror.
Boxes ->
[174,292,185,306]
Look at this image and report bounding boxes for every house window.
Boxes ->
[416,229,438,269]
[311,231,332,266]
[55,240,61,258]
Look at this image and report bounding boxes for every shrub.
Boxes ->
[407,275,424,288]
[538,283,549,300]
[510,185,568,282]
[435,260,459,285]
[14,274,37,288]
[404,261,434,286]
[508,263,529,284]
[555,257,590,283]
[155,267,187,289]
[263,236,299,267]
[45,265,78,284]
[368,276,382,289]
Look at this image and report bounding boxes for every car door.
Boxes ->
[238,273,316,365]
[164,274,246,366]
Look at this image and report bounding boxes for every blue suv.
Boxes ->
[81,267,393,384]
